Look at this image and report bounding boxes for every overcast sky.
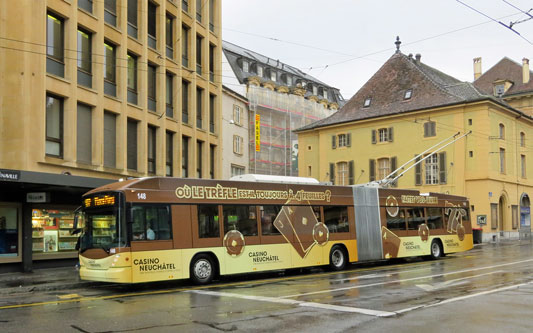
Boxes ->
[221,0,533,100]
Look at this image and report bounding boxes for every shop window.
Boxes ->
[260,205,281,235]
[131,205,171,240]
[198,205,219,238]
[324,206,349,233]
[223,206,257,236]
[0,206,19,258]
[32,209,77,253]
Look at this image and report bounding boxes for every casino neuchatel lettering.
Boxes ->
[0,169,113,272]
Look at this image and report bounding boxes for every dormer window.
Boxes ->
[323,89,328,100]
[404,89,412,100]
[270,70,276,82]
[242,60,249,73]
[312,85,318,96]
[494,84,505,96]
[287,76,292,86]
[257,65,263,78]
[364,97,372,107]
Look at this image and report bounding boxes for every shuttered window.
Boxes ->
[329,163,335,184]
[369,159,376,181]
[331,135,336,149]
[76,103,92,164]
[415,156,422,185]
[348,160,354,185]
[439,152,447,184]
[103,112,116,168]
[390,156,398,187]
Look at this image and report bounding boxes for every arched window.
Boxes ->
[499,123,505,139]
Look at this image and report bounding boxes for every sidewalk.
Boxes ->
[0,266,97,295]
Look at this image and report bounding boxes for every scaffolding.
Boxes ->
[248,85,333,176]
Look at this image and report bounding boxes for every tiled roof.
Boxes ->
[296,52,499,131]
[473,57,533,97]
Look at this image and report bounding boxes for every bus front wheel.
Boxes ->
[430,240,443,260]
[329,246,347,271]
[190,254,215,285]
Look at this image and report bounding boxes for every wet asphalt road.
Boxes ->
[1,241,533,332]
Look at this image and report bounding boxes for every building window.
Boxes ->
[468,119,472,125]
[500,148,506,174]
[104,42,116,96]
[31,208,77,253]
[77,103,92,164]
[166,131,174,176]
[424,121,436,137]
[166,73,174,118]
[364,97,371,107]
[209,0,215,32]
[46,13,64,77]
[197,140,203,178]
[425,154,438,185]
[103,112,116,168]
[209,94,215,133]
[182,0,189,13]
[166,14,174,59]
[127,53,138,104]
[0,205,20,258]
[147,126,157,174]
[127,0,138,38]
[45,94,63,158]
[243,60,249,73]
[404,89,412,99]
[210,145,215,179]
[182,136,189,177]
[336,162,348,185]
[104,0,117,26]
[127,119,138,170]
[494,83,505,96]
[257,65,263,78]
[196,87,203,128]
[499,123,505,139]
[233,105,242,125]
[378,128,392,142]
[182,80,189,123]
[520,132,526,147]
[182,25,189,67]
[271,70,277,82]
[312,85,317,96]
[287,76,292,86]
[209,43,215,82]
[338,133,351,147]
[147,63,157,112]
[77,28,92,88]
[147,1,157,49]
[196,0,202,22]
[231,165,245,177]
[521,154,526,178]
[196,34,203,75]
[233,135,243,155]
[79,0,93,13]
[378,158,390,180]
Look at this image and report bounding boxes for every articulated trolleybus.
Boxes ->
[78,176,473,284]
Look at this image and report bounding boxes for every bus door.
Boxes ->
[353,186,383,261]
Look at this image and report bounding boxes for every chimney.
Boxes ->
[415,53,421,64]
[408,53,413,60]
[473,57,482,80]
[523,58,530,84]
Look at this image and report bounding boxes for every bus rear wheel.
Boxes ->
[190,254,215,285]
[329,246,347,271]
[430,240,443,260]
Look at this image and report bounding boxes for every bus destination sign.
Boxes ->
[84,194,116,208]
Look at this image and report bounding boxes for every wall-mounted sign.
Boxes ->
[477,215,487,226]
[0,169,20,181]
[255,114,261,152]
[26,192,50,203]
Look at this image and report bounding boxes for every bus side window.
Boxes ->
[131,205,172,241]
[407,207,426,230]
[427,207,444,229]
[386,208,406,230]
[198,205,219,238]
[223,205,258,236]
[324,206,349,233]
[260,205,281,235]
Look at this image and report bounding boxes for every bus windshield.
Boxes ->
[80,193,126,252]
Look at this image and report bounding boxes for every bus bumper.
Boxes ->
[80,266,132,283]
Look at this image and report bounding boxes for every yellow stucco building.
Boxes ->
[297,46,533,243]
[0,0,221,271]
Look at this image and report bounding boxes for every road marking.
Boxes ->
[332,266,432,282]
[415,270,503,291]
[397,281,533,314]
[281,258,533,298]
[188,290,396,317]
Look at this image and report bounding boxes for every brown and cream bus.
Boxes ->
[78,177,473,284]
